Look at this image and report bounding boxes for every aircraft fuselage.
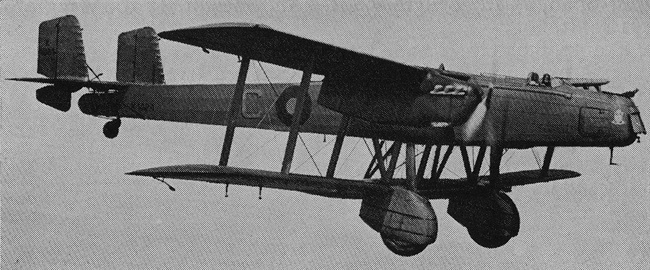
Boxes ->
[77,73,643,148]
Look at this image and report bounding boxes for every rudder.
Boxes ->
[116,27,165,84]
[37,15,88,79]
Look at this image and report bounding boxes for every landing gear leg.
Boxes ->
[489,146,503,187]
[103,118,121,139]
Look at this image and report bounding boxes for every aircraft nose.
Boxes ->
[628,101,646,135]
[617,89,645,136]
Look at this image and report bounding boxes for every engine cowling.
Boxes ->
[447,191,519,248]
[319,70,483,128]
[360,186,437,256]
[78,92,122,117]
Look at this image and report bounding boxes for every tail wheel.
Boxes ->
[381,234,427,257]
[103,119,121,139]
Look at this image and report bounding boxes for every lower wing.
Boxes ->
[127,165,580,199]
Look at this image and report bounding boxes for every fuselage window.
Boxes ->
[242,90,263,118]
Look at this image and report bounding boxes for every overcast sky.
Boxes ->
[2,1,649,269]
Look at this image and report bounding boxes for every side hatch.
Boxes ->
[579,107,611,137]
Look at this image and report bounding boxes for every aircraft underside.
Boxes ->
[127,140,581,256]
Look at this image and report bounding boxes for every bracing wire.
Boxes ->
[294,138,334,171]
[362,139,375,159]
[255,61,282,128]
[298,135,323,176]
[250,61,318,175]
[444,167,462,179]
[502,149,515,167]
[531,148,542,169]
[258,61,279,96]
[235,132,282,163]
[339,138,362,176]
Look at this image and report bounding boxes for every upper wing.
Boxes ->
[157,23,427,82]
[127,165,580,200]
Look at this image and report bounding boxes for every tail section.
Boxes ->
[116,27,165,84]
[37,15,88,79]
[11,16,166,113]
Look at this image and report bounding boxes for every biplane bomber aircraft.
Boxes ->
[10,15,646,256]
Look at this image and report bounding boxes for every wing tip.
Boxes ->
[159,22,272,40]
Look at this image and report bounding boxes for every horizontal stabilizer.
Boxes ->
[6,77,131,90]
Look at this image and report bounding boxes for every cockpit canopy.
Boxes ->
[527,72,609,91]
[527,72,553,87]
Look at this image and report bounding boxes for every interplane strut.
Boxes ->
[326,116,351,178]
[219,57,250,166]
[281,54,315,174]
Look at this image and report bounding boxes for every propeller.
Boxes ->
[457,83,495,144]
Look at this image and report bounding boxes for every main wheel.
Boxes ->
[381,234,427,257]
[467,228,511,248]
[466,192,519,249]
[103,119,121,139]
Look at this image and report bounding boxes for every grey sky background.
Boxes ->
[1,0,649,268]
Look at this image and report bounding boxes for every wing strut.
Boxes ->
[540,146,555,177]
[281,54,315,174]
[471,146,488,184]
[326,116,351,178]
[386,142,402,179]
[434,145,454,181]
[405,143,417,190]
[416,144,433,181]
[459,145,487,185]
[365,139,388,179]
[220,57,250,166]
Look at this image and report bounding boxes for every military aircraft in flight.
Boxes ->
[9,15,646,256]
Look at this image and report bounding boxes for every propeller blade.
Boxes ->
[458,84,493,142]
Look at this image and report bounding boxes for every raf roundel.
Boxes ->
[275,86,312,127]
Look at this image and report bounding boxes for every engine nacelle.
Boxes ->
[78,92,122,117]
[319,73,483,128]
[360,186,437,255]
